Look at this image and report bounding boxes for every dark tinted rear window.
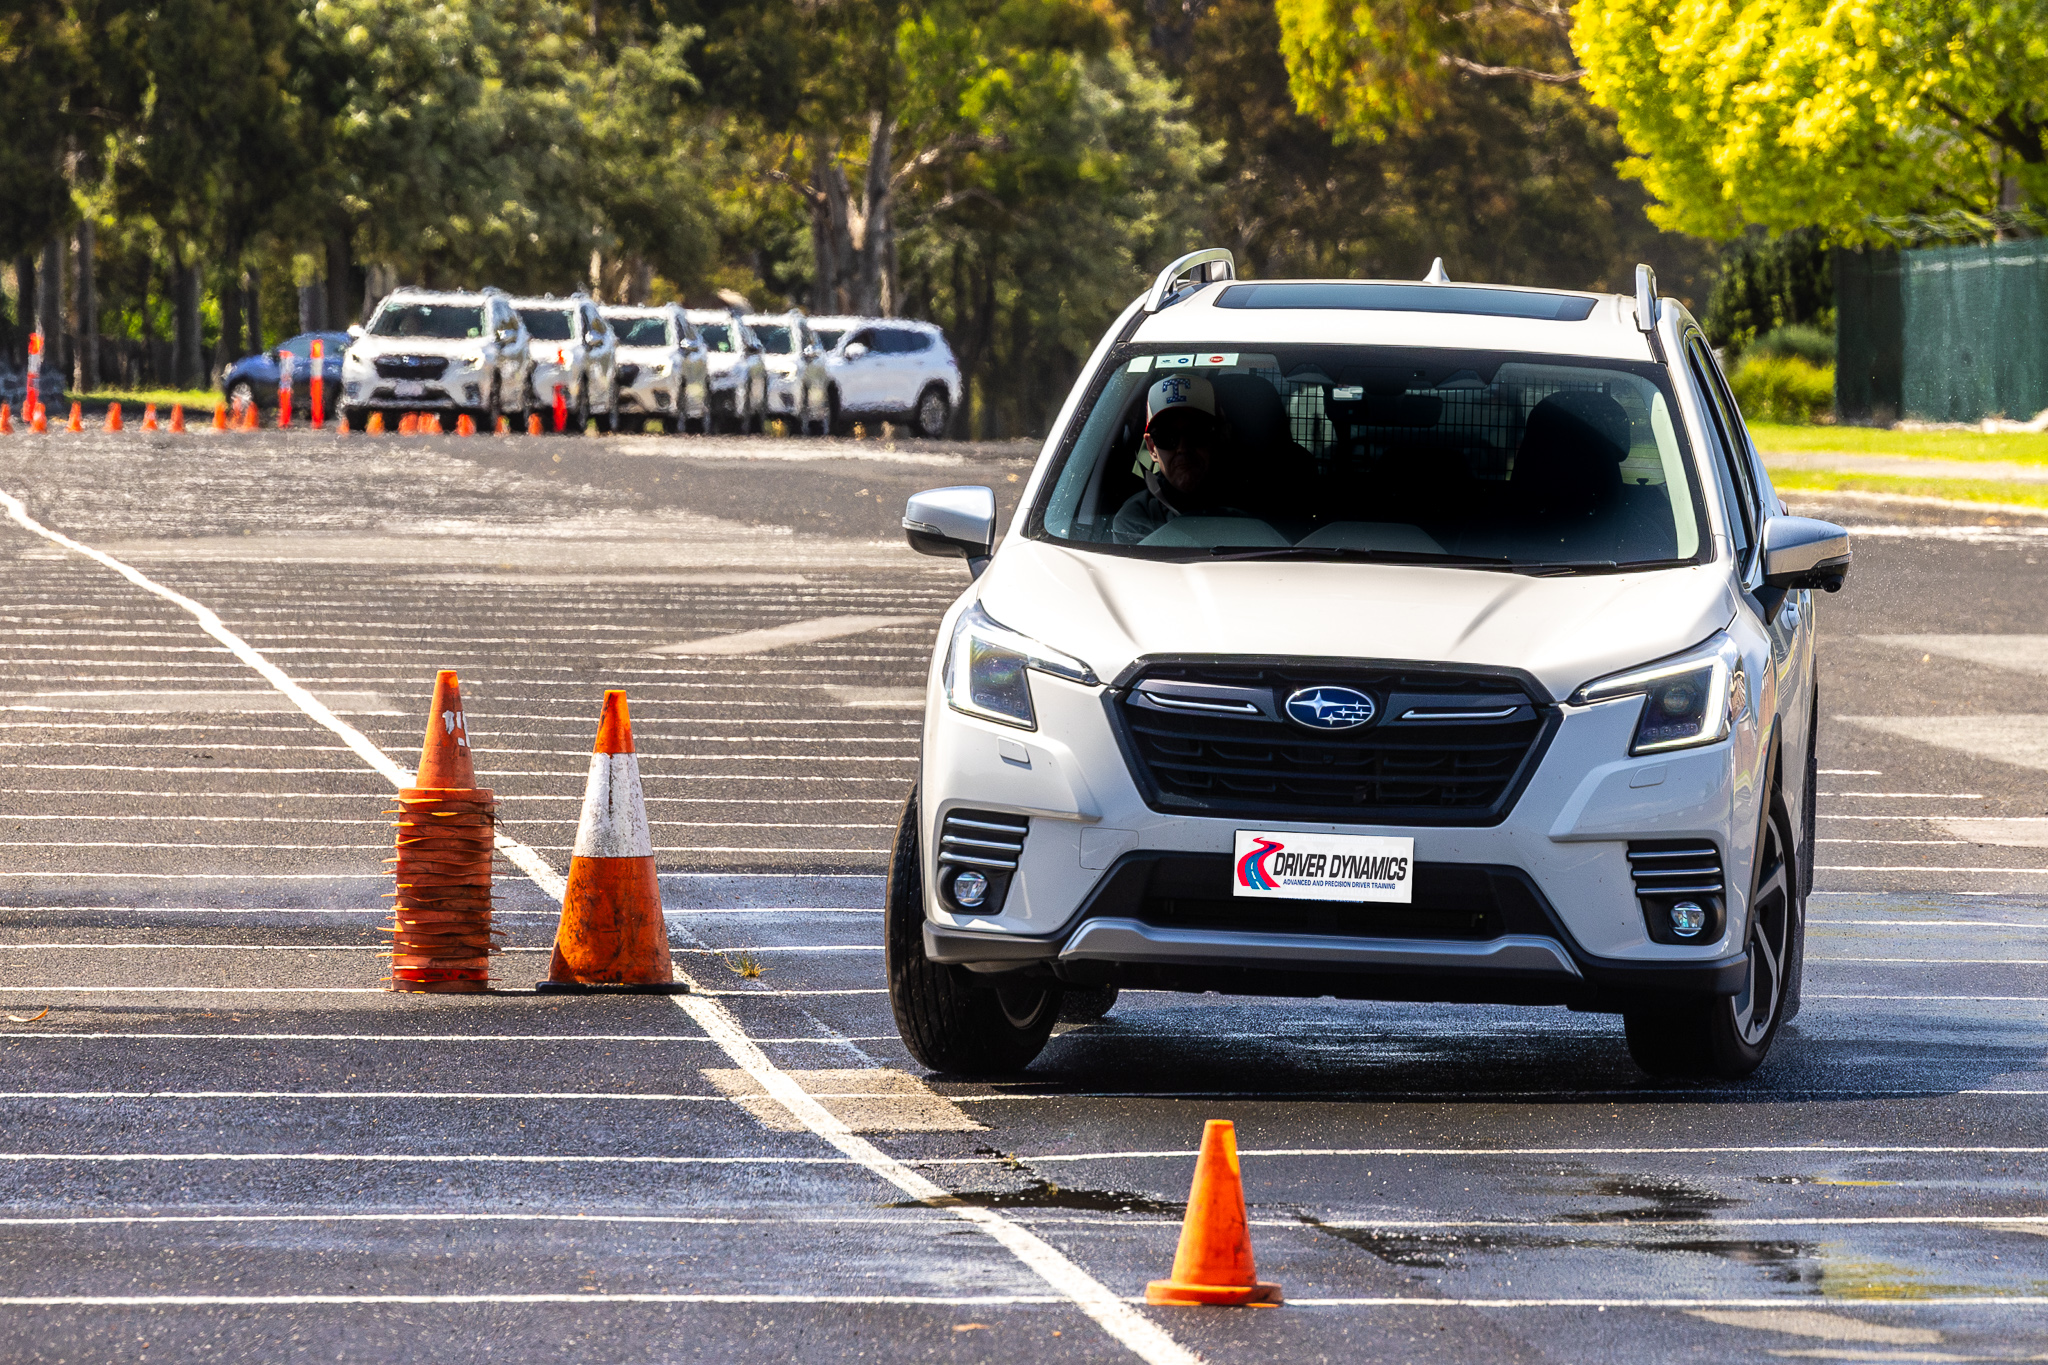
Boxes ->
[1214,282,1599,322]
[876,328,932,354]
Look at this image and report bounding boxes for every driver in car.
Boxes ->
[1112,374,1238,544]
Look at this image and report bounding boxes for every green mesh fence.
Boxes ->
[1835,240,2048,423]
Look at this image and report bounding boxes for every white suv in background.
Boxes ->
[340,287,533,428]
[602,304,710,433]
[743,312,831,435]
[511,293,618,433]
[685,310,770,433]
[818,317,961,437]
[888,251,1852,1083]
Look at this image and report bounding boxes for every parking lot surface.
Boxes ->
[1,429,2045,1362]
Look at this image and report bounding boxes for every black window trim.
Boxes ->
[1682,331,1760,580]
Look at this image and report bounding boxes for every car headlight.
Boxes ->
[1574,632,1742,755]
[458,353,486,370]
[943,603,1096,731]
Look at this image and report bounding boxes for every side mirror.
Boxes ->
[904,486,996,578]
[495,326,518,344]
[347,324,365,339]
[1761,515,1851,592]
[843,342,870,360]
[801,345,819,360]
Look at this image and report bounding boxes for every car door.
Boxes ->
[838,326,884,412]
[584,304,616,404]
[676,312,709,419]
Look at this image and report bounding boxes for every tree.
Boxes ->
[1572,0,2048,240]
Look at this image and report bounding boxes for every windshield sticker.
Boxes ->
[1126,356,1153,372]
[1153,353,1195,368]
[1193,352,1238,367]
[1232,830,1414,903]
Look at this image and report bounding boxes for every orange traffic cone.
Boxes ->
[30,404,47,433]
[104,402,123,432]
[169,404,186,433]
[387,670,498,993]
[397,412,417,435]
[241,401,259,431]
[338,412,353,434]
[538,691,686,994]
[455,413,475,436]
[1146,1121,1283,1306]
[366,411,385,434]
[526,411,542,435]
[0,404,12,434]
[142,404,159,431]
[552,385,568,433]
[212,401,228,430]
[65,402,83,432]
[495,414,509,435]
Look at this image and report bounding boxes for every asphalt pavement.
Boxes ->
[1,426,2045,1363]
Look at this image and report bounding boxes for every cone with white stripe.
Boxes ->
[538,690,687,994]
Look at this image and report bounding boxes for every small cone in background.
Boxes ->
[387,670,499,993]
[169,404,186,433]
[539,690,686,994]
[1146,1121,1283,1307]
[366,411,385,434]
[65,402,83,432]
[397,412,417,435]
[526,411,542,435]
[455,413,475,436]
[552,385,568,433]
[425,412,443,435]
[30,405,47,433]
[338,412,353,434]
[212,401,228,430]
[242,401,260,431]
[0,404,12,434]
[142,404,159,431]
[104,402,122,432]
[495,414,509,435]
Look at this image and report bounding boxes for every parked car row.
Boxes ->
[220,284,967,436]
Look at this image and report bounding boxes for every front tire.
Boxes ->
[912,385,950,438]
[1624,789,1800,1079]
[885,791,1058,1075]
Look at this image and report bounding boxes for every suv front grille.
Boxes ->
[1112,661,1552,824]
[1627,840,1726,944]
[935,808,1028,915]
[374,356,450,380]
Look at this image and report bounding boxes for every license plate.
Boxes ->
[1232,830,1414,903]
[393,380,425,398]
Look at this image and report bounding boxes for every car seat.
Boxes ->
[1209,374,1316,524]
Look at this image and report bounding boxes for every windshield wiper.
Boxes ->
[1206,546,1514,566]
[1509,560,1624,576]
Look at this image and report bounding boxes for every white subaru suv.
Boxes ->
[340,286,533,428]
[601,304,710,433]
[887,250,1851,1082]
[511,292,618,433]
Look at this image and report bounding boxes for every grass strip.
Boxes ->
[73,388,221,409]
[1751,423,2048,465]
[1767,467,2048,509]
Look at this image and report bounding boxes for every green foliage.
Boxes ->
[1731,354,1835,425]
[1573,0,2048,240]
[1747,325,1836,368]
[1703,230,1833,355]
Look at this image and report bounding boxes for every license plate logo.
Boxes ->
[393,380,426,398]
[1232,830,1414,903]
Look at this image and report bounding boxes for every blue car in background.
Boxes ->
[220,331,352,417]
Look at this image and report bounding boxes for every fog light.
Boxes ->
[950,870,989,908]
[1670,901,1706,938]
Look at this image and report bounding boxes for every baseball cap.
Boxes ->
[1146,373,1216,428]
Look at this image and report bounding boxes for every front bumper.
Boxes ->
[344,376,486,409]
[918,667,1756,1012]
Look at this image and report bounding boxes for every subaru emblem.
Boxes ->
[1284,685,1377,730]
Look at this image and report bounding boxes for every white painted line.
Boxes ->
[1,1091,738,1102]
[0,503,1197,1365]
[1313,1216,2048,1230]
[1279,1296,2048,1308]
[0,988,390,994]
[643,615,932,656]
[1810,993,2048,1001]
[0,1152,857,1167]
[0,1292,1066,1308]
[1819,792,1986,799]
[1818,866,2048,874]
[0,1032,872,1043]
[0,1212,940,1228]
[1824,957,2048,964]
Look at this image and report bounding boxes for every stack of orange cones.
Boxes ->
[386,671,501,993]
[142,404,159,431]
[538,691,687,994]
[1145,1120,1284,1306]
[105,402,123,432]
[65,402,83,432]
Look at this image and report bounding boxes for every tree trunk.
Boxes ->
[11,256,31,369]
[858,108,894,316]
[40,237,63,384]
[218,260,245,371]
[325,234,351,330]
[246,265,264,354]
[74,218,98,391]
[172,258,203,389]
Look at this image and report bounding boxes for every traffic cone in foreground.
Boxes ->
[104,402,122,432]
[539,690,686,994]
[387,670,500,993]
[1146,1121,1283,1306]
[65,402,83,432]
[142,404,159,431]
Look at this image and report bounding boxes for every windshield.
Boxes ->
[698,324,736,354]
[613,317,671,347]
[519,309,575,342]
[752,324,794,354]
[1032,346,1704,569]
[813,328,845,352]
[368,304,485,340]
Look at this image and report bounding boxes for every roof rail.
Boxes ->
[1144,248,1235,312]
[1634,263,1658,332]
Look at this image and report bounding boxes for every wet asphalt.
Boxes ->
[0,427,2044,1362]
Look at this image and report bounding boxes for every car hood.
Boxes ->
[615,346,673,361]
[760,355,799,374]
[973,537,1737,702]
[705,353,746,373]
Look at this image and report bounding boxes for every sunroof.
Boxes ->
[1213,282,1599,322]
